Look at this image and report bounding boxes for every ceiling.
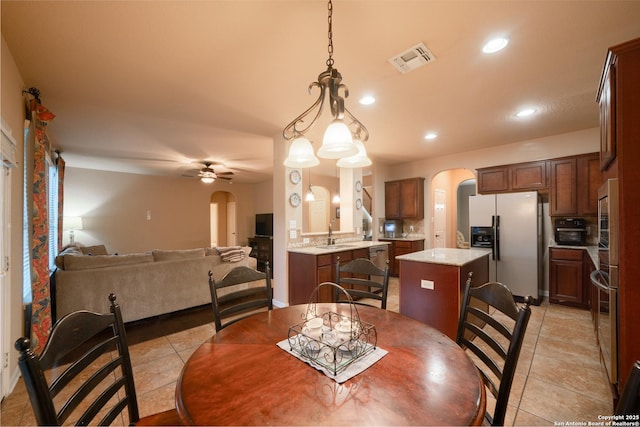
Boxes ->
[2,1,640,183]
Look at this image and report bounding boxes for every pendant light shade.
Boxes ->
[305,187,315,201]
[317,120,358,159]
[336,138,372,168]
[284,137,320,168]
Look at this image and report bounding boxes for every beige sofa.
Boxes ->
[54,245,257,323]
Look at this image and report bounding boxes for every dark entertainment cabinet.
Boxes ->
[248,236,273,275]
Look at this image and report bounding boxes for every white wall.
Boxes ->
[64,167,260,253]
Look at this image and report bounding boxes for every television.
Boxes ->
[255,213,273,237]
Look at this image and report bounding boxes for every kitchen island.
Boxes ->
[396,248,491,339]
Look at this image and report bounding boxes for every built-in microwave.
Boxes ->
[554,218,587,246]
[383,220,403,238]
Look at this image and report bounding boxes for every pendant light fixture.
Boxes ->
[332,166,341,203]
[305,169,315,201]
[283,0,369,168]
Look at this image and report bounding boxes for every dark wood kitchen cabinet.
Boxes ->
[288,247,369,304]
[385,177,425,220]
[380,238,424,277]
[549,247,588,309]
[477,160,547,194]
[550,153,602,216]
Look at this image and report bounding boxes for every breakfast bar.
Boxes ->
[396,248,491,339]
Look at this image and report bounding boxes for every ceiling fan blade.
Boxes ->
[216,171,234,176]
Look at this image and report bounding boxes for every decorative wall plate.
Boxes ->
[356,198,362,209]
[290,170,301,184]
[355,180,362,192]
[289,192,301,207]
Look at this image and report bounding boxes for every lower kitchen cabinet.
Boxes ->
[380,239,425,277]
[549,247,589,309]
[288,247,369,304]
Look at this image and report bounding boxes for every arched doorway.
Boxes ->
[210,191,237,247]
[430,169,475,248]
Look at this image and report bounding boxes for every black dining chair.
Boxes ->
[334,257,390,309]
[208,263,272,332]
[14,294,180,426]
[455,273,532,426]
[616,360,640,415]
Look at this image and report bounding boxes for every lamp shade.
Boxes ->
[284,137,320,168]
[317,120,358,159]
[63,216,83,231]
[336,139,372,168]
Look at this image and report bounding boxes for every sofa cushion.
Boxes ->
[152,248,205,262]
[215,246,248,263]
[64,253,154,271]
[80,245,108,256]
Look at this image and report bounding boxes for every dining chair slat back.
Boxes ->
[14,293,180,426]
[455,272,532,426]
[334,257,390,309]
[208,263,272,332]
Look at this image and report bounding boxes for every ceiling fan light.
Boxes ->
[201,176,215,184]
[317,120,357,159]
[336,139,372,168]
[284,137,320,168]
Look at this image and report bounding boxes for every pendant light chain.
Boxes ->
[326,0,334,68]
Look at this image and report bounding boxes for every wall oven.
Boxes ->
[590,178,619,386]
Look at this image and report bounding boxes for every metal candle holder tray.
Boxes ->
[286,282,378,376]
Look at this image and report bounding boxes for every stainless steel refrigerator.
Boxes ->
[469,191,542,304]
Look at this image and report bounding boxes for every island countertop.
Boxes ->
[396,248,492,267]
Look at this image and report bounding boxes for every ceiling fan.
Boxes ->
[184,161,234,184]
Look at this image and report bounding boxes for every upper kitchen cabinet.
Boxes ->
[550,153,602,216]
[598,50,616,171]
[385,177,425,220]
[477,160,547,194]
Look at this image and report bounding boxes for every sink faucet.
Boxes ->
[328,222,335,246]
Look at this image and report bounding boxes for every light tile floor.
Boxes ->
[1,277,614,426]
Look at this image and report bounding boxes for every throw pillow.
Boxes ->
[80,245,108,256]
[216,246,247,263]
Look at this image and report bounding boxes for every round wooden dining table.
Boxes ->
[175,303,486,426]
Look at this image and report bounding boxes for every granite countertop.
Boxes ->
[548,241,598,267]
[288,241,391,255]
[395,248,492,267]
[379,236,425,242]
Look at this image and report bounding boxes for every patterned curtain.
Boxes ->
[29,99,56,353]
[56,153,65,249]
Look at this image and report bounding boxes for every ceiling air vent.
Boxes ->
[388,42,436,74]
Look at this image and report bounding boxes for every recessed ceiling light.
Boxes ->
[516,108,536,118]
[359,95,376,105]
[482,37,509,54]
[424,132,438,140]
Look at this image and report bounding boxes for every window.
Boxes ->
[22,146,59,303]
[22,127,31,303]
